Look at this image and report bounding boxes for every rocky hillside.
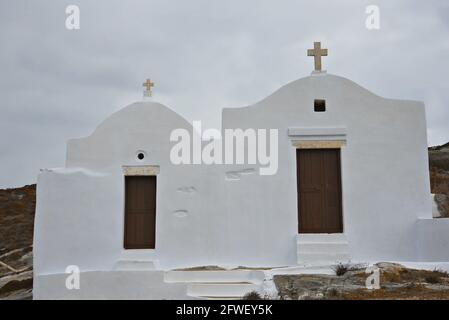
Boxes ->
[273,262,449,300]
[0,144,448,299]
[0,184,35,299]
[429,142,449,217]
[0,184,35,255]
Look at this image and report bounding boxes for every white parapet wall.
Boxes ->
[416,218,449,262]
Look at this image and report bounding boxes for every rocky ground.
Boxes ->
[0,184,35,300]
[429,142,449,217]
[272,263,449,300]
[0,144,448,300]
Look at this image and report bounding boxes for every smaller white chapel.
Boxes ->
[33,43,449,299]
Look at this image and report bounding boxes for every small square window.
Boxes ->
[314,99,326,112]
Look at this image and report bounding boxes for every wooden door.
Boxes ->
[297,149,343,233]
[124,176,156,249]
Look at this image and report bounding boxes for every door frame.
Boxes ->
[295,144,344,234]
[122,165,160,250]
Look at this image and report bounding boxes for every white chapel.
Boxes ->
[33,43,449,299]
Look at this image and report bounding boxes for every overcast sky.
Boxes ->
[0,0,448,188]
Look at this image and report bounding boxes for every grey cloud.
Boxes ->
[0,0,448,187]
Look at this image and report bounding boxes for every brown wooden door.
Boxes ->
[124,176,156,249]
[297,149,343,233]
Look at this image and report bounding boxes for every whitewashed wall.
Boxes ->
[221,73,433,263]
[416,218,449,261]
[34,73,446,282]
[35,103,227,273]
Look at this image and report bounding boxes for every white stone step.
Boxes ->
[114,260,157,271]
[296,233,350,265]
[164,270,265,284]
[297,233,347,243]
[187,283,260,298]
[119,249,157,260]
[297,252,350,265]
[297,242,349,253]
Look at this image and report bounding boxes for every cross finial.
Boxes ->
[143,79,154,97]
[307,42,328,72]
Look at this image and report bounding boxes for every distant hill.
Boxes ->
[429,143,449,218]
[428,142,449,152]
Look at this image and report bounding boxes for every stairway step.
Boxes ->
[297,233,347,243]
[297,242,349,253]
[297,252,350,264]
[187,283,260,298]
[119,249,156,260]
[164,270,265,284]
[114,260,157,271]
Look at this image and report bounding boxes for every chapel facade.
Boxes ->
[33,44,449,299]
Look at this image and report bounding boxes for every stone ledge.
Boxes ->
[122,165,160,176]
[293,140,345,149]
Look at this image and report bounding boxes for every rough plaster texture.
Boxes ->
[34,73,449,299]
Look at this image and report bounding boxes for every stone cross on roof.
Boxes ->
[307,42,328,72]
[143,79,154,97]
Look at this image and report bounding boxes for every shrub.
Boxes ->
[425,274,441,284]
[432,268,448,278]
[243,291,263,300]
[425,268,448,284]
[333,263,351,276]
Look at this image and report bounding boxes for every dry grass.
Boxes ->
[380,267,448,284]
[274,266,449,300]
[341,268,449,300]
[341,284,449,300]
